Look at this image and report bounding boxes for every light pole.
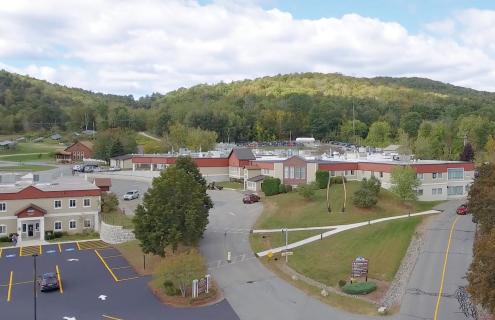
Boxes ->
[32,253,38,320]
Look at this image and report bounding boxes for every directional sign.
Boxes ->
[98,295,107,301]
[6,254,16,258]
[281,251,293,257]
[67,258,79,262]
[65,248,75,252]
[46,250,56,254]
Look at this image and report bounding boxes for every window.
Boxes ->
[294,167,306,180]
[54,200,62,209]
[69,199,76,208]
[448,168,464,180]
[289,166,295,179]
[350,170,355,175]
[54,221,62,231]
[0,225,6,235]
[35,223,39,231]
[300,167,305,179]
[22,224,26,232]
[83,219,91,228]
[69,220,77,229]
[432,188,443,195]
[345,170,349,176]
[261,169,271,175]
[371,171,375,177]
[432,172,443,179]
[0,202,6,212]
[416,189,424,196]
[330,171,336,177]
[447,186,464,195]
[379,172,383,178]
[284,166,289,178]
[417,173,424,180]
[83,198,91,207]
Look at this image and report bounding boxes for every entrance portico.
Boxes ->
[15,204,46,244]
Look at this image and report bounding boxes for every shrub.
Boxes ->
[342,282,377,295]
[338,279,347,288]
[278,184,287,194]
[362,176,381,196]
[261,177,281,196]
[102,192,119,213]
[0,236,10,242]
[160,249,206,297]
[285,185,293,192]
[163,280,180,296]
[330,176,347,185]
[315,170,329,189]
[298,183,317,200]
[353,187,378,208]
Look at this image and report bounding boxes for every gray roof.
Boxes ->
[232,148,255,160]
[110,154,133,160]
[247,175,267,182]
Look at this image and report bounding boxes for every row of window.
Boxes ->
[417,172,444,180]
[416,185,469,197]
[0,199,92,213]
[0,219,93,235]
[284,166,306,179]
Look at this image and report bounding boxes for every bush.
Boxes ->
[163,280,180,296]
[338,279,347,288]
[102,192,119,213]
[298,183,317,200]
[261,177,281,196]
[285,185,293,192]
[353,187,378,208]
[278,184,287,194]
[315,170,329,189]
[330,176,347,185]
[0,236,10,242]
[342,282,377,295]
[362,176,381,196]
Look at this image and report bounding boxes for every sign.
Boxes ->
[281,251,293,257]
[351,256,369,279]
[267,251,273,258]
[192,274,210,298]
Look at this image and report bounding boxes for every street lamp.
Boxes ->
[32,254,38,320]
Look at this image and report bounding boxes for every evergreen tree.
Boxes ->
[459,143,475,162]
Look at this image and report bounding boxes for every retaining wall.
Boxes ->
[100,221,135,244]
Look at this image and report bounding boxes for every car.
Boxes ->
[123,190,140,200]
[243,194,260,204]
[72,164,82,172]
[456,204,469,215]
[108,166,121,171]
[40,272,59,292]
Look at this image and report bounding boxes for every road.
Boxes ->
[398,200,475,320]
[108,176,475,320]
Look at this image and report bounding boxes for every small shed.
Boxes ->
[247,175,267,192]
[93,178,112,192]
[110,154,133,169]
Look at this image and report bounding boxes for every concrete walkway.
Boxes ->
[255,210,440,257]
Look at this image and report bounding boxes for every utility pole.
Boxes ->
[352,100,356,145]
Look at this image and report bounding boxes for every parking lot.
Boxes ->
[0,240,238,320]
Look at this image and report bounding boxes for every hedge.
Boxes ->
[342,282,377,295]
[262,177,281,196]
[315,170,348,189]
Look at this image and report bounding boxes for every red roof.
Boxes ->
[94,178,112,188]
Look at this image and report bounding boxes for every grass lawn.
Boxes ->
[288,216,423,287]
[217,181,243,189]
[115,240,163,275]
[0,165,55,172]
[0,242,13,248]
[46,232,100,243]
[0,142,61,155]
[255,181,442,230]
[101,211,134,229]
[0,153,53,162]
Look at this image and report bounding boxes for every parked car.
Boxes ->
[108,166,121,172]
[123,190,140,200]
[243,194,260,204]
[40,272,59,292]
[456,204,469,215]
[72,164,82,172]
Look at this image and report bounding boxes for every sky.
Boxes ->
[1,0,495,97]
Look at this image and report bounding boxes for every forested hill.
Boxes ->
[1,70,495,161]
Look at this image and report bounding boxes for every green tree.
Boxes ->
[485,135,495,163]
[353,187,378,208]
[390,166,420,201]
[133,166,211,255]
[110,140,124,157]
[365,121,391,147]
[101,192,119,213]
[400,112,422,137]
[459,143,475,162]
[340,119,368,143]
[468,164,495,233]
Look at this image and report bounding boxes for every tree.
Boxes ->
[93,128,137,161]
[459,143,475,162]
[352,176,381,208]
[485,135,495,163]
[160,249,205,297]
[362,176,381,196]
[365,121,391,147]
[261,177,281,196]
[400,112,422,137]
[390,166,420,201]
[110,140,124,158]
[468,164,495,233]
[133,166,211,256]
[340,120,368,143]
[167,123,217,151]
[298,183,316,200]
[101,192,119,213]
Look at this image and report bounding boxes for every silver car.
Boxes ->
[123,190,140,200]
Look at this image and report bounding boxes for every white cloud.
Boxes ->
[1,1,495,95]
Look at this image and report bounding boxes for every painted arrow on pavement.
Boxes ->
[98,295,107,301]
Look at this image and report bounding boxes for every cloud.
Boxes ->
[1,1,495,95]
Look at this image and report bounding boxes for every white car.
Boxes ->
[72,164,82,172]
[123,190,140,200]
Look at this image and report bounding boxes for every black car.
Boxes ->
[243,194,260,204]
[40,272,59,292]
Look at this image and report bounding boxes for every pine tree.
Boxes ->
[459,143,475,162]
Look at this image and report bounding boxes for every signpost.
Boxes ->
[192,274,211,298]
[351,256,369,282]
[281,251,293,257]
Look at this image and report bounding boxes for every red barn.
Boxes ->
[56,141,94,163]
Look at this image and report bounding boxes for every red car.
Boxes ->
[243,194,260,204]
[456,204,469,215]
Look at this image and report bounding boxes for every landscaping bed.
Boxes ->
[45,231,100,242]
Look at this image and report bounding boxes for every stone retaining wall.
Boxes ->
[100,221,135,244]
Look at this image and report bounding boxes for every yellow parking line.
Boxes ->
[102,315,123,320]
[19,246,23,256]
[0,247,3,258]
[76,242,81,250]
[95,250,119,282]
[7,271,13,302]
[433,216,460,320]
[56,265,63,294]
[58,243,62,253]
[39,245,42,255]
